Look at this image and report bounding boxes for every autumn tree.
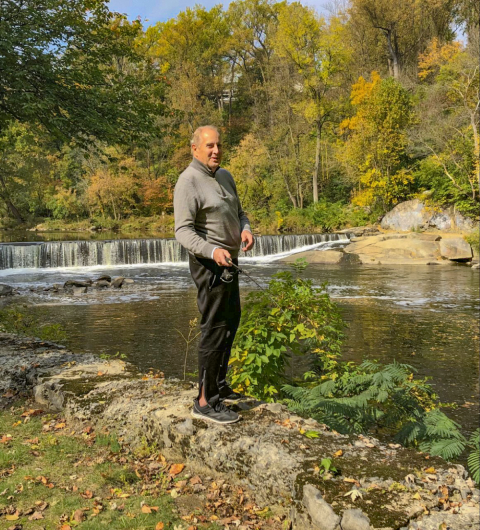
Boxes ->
[274,4,350,203]
[348,0,457,79]
[414,39,479,211]
[341,73,414,211]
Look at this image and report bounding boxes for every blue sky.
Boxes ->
[107,0,329,25]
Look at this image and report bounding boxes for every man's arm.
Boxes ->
[174,176,218,259]
[234,180,254,252]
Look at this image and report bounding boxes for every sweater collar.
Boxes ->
[190,157,219,177]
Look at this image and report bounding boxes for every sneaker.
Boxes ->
[192,399,240,424]
[219,386,245,402]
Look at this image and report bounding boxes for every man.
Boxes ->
[174,125,254,424]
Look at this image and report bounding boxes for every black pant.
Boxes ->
[189,254,241,405]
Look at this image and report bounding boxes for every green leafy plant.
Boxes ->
[229,262,344,401]
[283,360,467,461]
[319,457,338,477]
[467,429,479,484]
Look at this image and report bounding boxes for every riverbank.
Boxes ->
[281,231,479,267]
[1,333,478,530]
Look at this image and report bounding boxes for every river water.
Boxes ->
[0,236,477,435]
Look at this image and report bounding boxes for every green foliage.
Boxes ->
[284,360,468,461]
[467,429,480,484]
[229,262,344,401]
[464,232,479,253]
[319,457,338,476]
[0,307,67,343]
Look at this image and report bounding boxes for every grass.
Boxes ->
[0,401,185,530]
[0,399,284,530]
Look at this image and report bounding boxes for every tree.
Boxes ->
[414,39,479,208]
[340,74,414,211]
[348,0,456,79]
[0,0,161,220]
[274,4,350,203]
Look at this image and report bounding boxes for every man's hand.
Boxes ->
[213,248,232,267]
[241,230,254,252]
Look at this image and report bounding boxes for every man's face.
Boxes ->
[192,128,222,171]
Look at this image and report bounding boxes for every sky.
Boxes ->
[107,0,329,25]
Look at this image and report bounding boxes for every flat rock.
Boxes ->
[64,280,91,288]
[439,238,473,261]
[281,250,344,264]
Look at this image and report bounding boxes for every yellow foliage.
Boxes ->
[418,38,462,81]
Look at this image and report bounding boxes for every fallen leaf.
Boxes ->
[169,463,185,476]
[60,525,72,530]
[5,512,19,521]
[55,423,66,430]
[155,523,165,530]
[189,476,202,485]
[21,409,43,417]
[73,509,85,522]
[344,488,363,502]
[333,449,343,458]
[425,467,436,474]
[97,371,105,376]
[28,511,44,520]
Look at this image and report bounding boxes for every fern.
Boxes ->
[467,429,480,484]
[283,361,468,461]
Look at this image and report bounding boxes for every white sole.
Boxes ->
[191,410,240,424]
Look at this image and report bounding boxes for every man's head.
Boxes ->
[191,125,222,172]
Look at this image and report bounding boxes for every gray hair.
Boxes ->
[190,125,220,148]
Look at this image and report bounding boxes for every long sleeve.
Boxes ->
[174,175,217,259]
[232,179,251,233]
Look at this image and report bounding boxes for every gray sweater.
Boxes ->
[174,158,251,259]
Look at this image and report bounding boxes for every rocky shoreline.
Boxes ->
[281,231,478,267]
[1,333,478,530]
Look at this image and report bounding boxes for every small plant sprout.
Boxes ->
[176,318,200,380]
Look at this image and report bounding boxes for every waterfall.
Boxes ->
[0,233,350,270]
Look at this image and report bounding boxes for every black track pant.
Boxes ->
[189,254,241,405]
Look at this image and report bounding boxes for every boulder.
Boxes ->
[302,485,341,530]
[95,280,110,289]
[95,275,111,282]
[111,276,125,288]
[72,286,87,295]
[281,250,344,264]
[344,234,444,264]
[341,509,371,530]
[439,238,473,261]
[0,284,13,296]
[381,199,474,232]
[123,278,134,284]
[64,280,92,289]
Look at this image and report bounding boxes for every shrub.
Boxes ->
[229,261,344,401]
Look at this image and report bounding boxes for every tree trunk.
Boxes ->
[313,121,322,203]
[384,29,400,79]
[0,172,24,223]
